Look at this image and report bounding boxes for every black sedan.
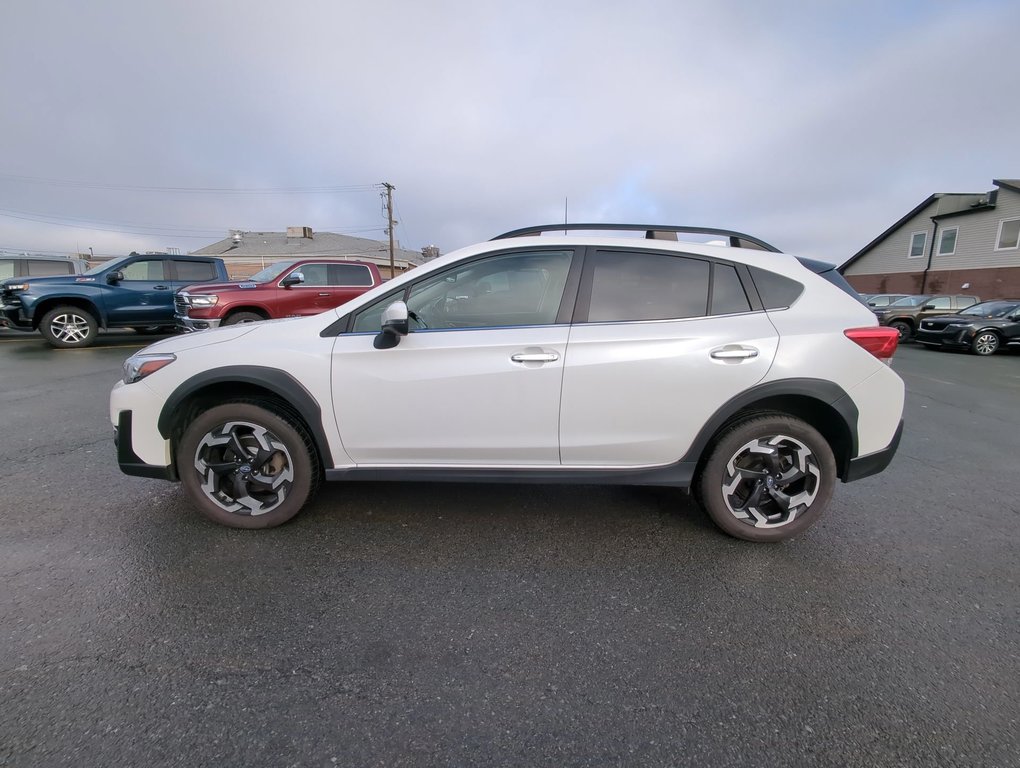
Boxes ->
[914,300,1020,356]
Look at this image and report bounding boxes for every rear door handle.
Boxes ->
[710,345,759,360]
[510,352,559,363]
[318,292,331,297]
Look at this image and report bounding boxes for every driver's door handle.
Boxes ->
[510,352,559,363]
[154,285,169,291]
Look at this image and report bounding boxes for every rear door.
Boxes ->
[324,263,376,310]
[559,248,779,466]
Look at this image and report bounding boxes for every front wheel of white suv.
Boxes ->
[696,415,836,542]
[177,401,320,529]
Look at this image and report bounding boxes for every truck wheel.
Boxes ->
[223,312,265,326]
[40,306,98,348]
[889,320,912,341]
[177,401,320,529]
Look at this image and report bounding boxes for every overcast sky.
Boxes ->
[1,0,1018,264]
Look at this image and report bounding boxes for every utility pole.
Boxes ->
[382,182,396,279]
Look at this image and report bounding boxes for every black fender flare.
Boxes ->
[157,365,334,466]
[678,378,859,470]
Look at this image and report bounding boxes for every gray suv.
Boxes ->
[0,255,86,280]
[873,294,980,340]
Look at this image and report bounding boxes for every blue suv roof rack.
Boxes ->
[492,223,781,253]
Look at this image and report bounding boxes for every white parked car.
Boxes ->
[111,224,904,542]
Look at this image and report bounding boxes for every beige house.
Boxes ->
[192,227,422,280]
[840,179,1020,299]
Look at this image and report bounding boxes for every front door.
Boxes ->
[330,249,576,465]
[105,258,174,325]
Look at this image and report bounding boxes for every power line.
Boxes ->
[0,172,383,195]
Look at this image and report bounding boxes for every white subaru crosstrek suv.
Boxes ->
[111,224,904,542]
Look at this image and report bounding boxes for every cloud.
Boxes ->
[1,0,1017,262]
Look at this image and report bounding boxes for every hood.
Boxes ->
[135,323,262,354]
[179,280,267,293]
[1,275,94,289]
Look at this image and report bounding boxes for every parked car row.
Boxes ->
[0,252,383,348]
[867,293,1020,355]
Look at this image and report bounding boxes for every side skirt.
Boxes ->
[325,462,696,487]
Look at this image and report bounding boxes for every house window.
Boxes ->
[995,218,1020,250]
[908,231,927,258]
[938,227,958,256]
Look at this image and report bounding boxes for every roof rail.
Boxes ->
[491,223,781,253]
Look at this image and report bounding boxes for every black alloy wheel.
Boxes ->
[697,414,835,542]
[178,402,319,528]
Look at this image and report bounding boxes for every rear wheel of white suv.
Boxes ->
[177,402,319,529]
[696,414,835,542]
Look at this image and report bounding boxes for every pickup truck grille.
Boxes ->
[174,294,190,315]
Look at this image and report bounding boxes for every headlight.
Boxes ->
[187,294,218,306]
[5,283,30,292]
[123,353,177,384]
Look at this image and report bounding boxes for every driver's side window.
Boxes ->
[120,260,165,281]
[349,250,573,333]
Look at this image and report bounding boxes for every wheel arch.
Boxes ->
[157,366,334,469]
[682,379,859,483]
[222,305,271,322]
[33,296,104,329]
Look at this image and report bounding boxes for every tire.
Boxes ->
[223,311,265,326]
[889,320,912,341]
[177,401,320,529]
[39,305,99,348]
[696,414,836,543]
[970,331,1000,356]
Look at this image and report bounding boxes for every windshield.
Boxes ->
[82,256,130,276]
[957,301,1020,318]
[888,295,930,307]
[247,261,296,283]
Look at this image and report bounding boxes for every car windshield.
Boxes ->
[247,261,296,283]
[82,256,130,275]
[957,301,1020,318]
[888,295,930,307]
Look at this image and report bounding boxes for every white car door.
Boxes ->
[330,249,576,466]
[559,249,779,466]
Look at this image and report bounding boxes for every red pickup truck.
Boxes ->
[175,258,383,329]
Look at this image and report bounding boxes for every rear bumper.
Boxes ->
[845,420,903,482]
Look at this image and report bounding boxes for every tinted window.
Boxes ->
[27,259,75,276]
[0,259,15,279]
[406,250,572,330]
[587,251,709,322]
[120,260,165,281]
[174,260,217,282]
[331,263,374,286]
[711,263,751,315]
[748,267,804,309]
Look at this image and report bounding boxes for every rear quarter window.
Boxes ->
[27,259,76,276]
[748,266,804,309]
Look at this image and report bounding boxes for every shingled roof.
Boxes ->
[192,229,421,269]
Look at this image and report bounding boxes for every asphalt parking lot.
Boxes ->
[1,329,1018,767]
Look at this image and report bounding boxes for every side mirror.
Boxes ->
[921,303,935,310]
[106,270,124,284]
[374,300,409,349]
[281,272,304,288]
[867,301,877,307]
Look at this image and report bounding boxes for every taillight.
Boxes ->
[844,327,899,362]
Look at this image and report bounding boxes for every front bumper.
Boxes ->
[115,410,177,481]
[914,328,971,349]
[1,303,32,330]
[174,313,223,332]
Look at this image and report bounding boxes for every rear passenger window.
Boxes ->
[174,260,218,282]
[587,251,709,322]
[748,267,804,309]
[331,263,374,286]
[27,259,75,276]
[710,264,751,315]
[0,259,17,279]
